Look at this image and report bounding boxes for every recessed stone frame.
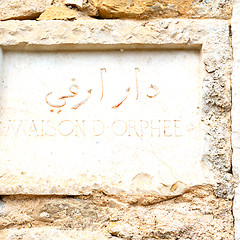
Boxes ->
[0,19,232,198]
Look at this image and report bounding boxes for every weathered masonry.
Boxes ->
[233,0,240,239]
[0,0,239,239]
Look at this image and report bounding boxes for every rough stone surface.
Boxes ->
[54,0,100,18]
[0,0,53,21]
[37,5,78,20]
[52,0,233,20]
[0,186,235,239]
[232,0,240,239]
[90,0,232,19]
[65,0,83,9]
[0,0,234,21]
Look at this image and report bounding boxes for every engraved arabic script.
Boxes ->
[45,67,160,113]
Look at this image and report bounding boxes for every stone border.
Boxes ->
[232,0,240,238]
[0,19,232,197]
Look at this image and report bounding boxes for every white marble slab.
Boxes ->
[0,50,213,193]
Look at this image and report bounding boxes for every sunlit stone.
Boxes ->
[0,50,210,192]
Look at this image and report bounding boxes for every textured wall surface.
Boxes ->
[0,19,234,239]
[0,0,237,239]
[232,0,240,239]
[0,0,233,20]
[89,0,233,19]
[0,187,234,240]
[0,0,53,20]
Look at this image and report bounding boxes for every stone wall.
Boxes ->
[0,0,238,239]
[0,0,233,21]
[0,187,235,239]
[232,0,240,239]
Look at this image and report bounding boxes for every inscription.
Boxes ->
[45,68,160,112]
[0,50,202,187]
[1,119,182,137]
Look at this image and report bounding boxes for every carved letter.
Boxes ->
[140,120,149,137]
[112,120,127,136]
[28,120,39,136]
[75,120,86,136]
[164,120,172,137]
[135,67,140,100]
[100,68,106,101]
[41,120,44,136]
[128,120,140,137]
[6,120,26,136]
[93,120,104,136]
[58,120,74,136]
[45,120,56,136]
[174,120,182,137]
[150,120,161,137]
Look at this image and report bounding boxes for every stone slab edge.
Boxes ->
[0,0,53,21]
[232,0,240,239]
[0,19,232,197]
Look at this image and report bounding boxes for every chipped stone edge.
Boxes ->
[0,19,232,197]
[0,48,2,87]
[0,0,54,21]
[0,48,2,117]
[232,0,240,239]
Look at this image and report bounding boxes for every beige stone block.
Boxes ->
[37,5,78,20]
[232,0,240,238]
[0,0,53,21]
[0,188,235,239]
[91,0,232,19]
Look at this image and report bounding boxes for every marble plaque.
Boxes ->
[0,50,210,193]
